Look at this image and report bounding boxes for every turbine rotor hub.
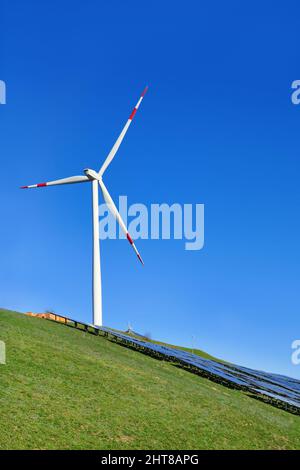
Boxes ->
[84,168,101,181]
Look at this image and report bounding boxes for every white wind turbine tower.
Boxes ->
[21,87,148,327]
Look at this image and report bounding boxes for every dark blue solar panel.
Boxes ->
[98,326,300,411]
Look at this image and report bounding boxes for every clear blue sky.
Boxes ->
[1,0,300,378]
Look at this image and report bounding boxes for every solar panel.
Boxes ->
[98,326,300,412]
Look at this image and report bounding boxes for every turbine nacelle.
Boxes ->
[84,168,101,181]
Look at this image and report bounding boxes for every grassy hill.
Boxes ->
[0,309,299,450]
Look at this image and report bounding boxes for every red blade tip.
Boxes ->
[137,253,144,265]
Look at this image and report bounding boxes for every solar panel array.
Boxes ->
[46,313,300,414]
[98,326,300,413]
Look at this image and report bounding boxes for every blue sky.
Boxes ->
[1,0,300,378]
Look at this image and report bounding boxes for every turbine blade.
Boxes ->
[98,179,144,265]
[20,175,90,189]
[99,86,148,176]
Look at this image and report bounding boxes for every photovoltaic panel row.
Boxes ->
[98,327,300,410]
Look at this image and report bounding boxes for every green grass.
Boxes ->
[0,309,299,450]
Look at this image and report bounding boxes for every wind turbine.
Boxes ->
[21,86,148,327]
